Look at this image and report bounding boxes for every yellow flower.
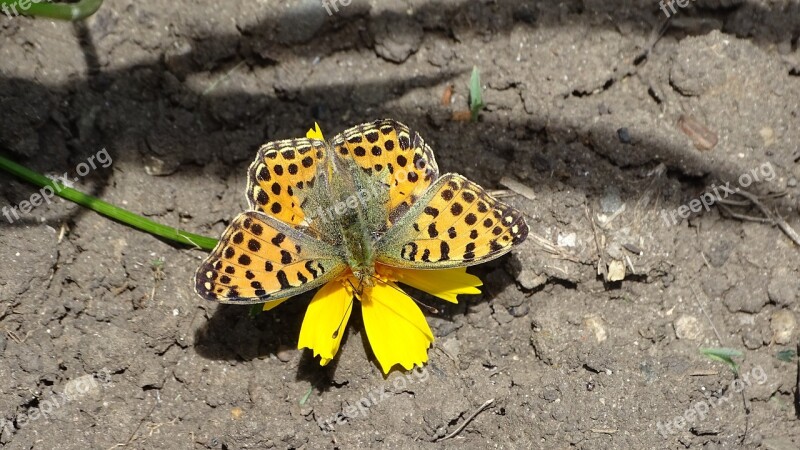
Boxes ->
[296,264,482,374]
[306,122,325,141]
[259,123,483,374]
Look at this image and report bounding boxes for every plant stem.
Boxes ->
[0,0,103,21]
[0,154,218,251]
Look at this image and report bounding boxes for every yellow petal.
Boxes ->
[297,280,353,366]
[361,281,434,374]
[262,297,290,312]
[306,122,325,141]
[393,267,482,303]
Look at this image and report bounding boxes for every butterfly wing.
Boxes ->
[329,119,439,229]
[246,137,328,227]
[375,173,528,269]
[194,211,347,304]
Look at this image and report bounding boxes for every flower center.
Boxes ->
[374,263,399,283]
[335,264,402,301]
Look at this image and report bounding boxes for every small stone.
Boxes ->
[517,269,547,290]
[617,128,631,144]
[583,314,607,343]
[742,327,765,350]
[759,127,775,147]
[600,187,623,214]
[370,11,423,63]
[143,155,179,176]
[509,304,529,318]
[768,267,798,306]
[673,315,703,340]
[723,281,768,314]
[276,345,294,362]
[606,260,625,282]
[557,232,577,248]
[138,366,165,389]
[542,387,560,402]
[678,115,718,151]
[787,178,797,188]
[770,310,796,345]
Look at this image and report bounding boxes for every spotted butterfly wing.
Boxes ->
[375,173,528,269]
[329,119,439,229]
[194,211,346,303]
[246,138,328,227]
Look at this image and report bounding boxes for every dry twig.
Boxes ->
[435,399,495,442]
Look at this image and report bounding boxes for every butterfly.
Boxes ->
[194,119,528,305]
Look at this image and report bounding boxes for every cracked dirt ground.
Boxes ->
[1,0,799,448]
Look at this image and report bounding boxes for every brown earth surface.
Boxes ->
[1,0,800,448]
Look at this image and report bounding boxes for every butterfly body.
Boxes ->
[194,119,528,304]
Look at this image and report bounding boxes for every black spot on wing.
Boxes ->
[277,270,291,289]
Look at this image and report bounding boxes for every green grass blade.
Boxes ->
[699,347,742,375]
[776,349,796,363]
[249,303,264,318]
[469,66,484,122]
[0,154,218,251]
[299,386,313,406]
[0,0,103,21]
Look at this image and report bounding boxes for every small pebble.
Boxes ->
[276,345,294,362]
[677,115,718,151]
[517,269,547,290]
[617,127,631,144]
[759,127,775,147]
[606,260,625,282]
[600,187,623,214]
[583,314,607,343]
[770,310,796,345]
[673,315,703,340]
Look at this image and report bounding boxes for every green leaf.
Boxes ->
[248,303,265,319]
[0,0,104,21]
[0,154,218,251]
[776,349,797,363]
[299,386,314,406]
[469,66,484,122]
[699,347,743,375]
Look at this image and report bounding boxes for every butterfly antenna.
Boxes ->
[368,274,439,314]
[332,279,360,339]
[347,278,362,299]
[331,297,354,339]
